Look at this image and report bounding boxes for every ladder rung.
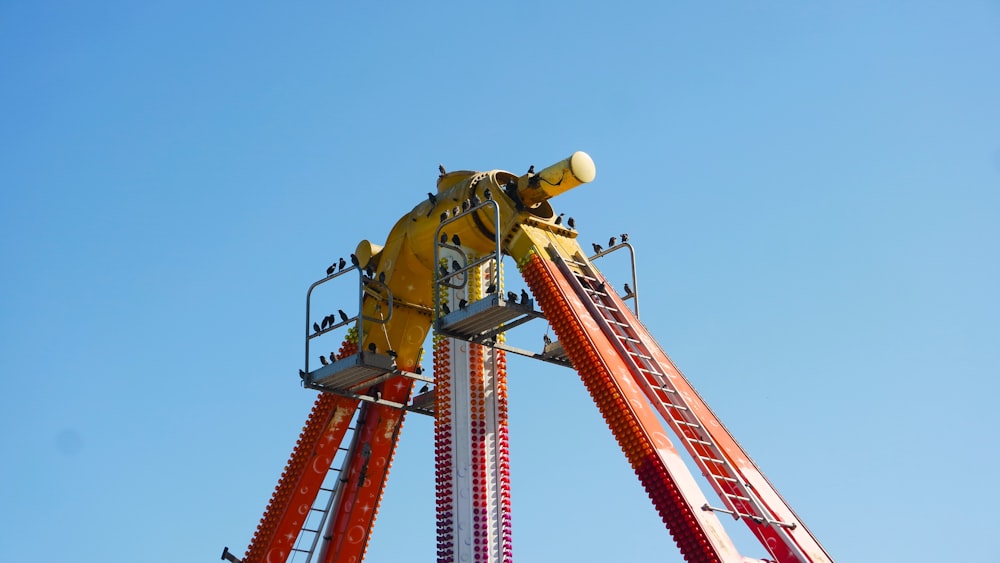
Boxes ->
[688,438,713,446]
[725,493,752,502]
[676,420,701,428]
[643,372,667,384]
[699,455,726,465]
[662,402,689,411]
[701,504,798,529]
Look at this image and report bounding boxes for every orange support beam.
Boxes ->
[244,342,360,563]
[521,252,743,563]
[317,375,413,563]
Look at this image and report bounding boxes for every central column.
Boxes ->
[434,252,512,563]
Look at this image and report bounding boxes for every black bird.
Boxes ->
[419,384,429,393]
[329,353,337,363]
[452,259,462,273]
[609,236,617,247]
[313,322,321,334]
[326,263,336,275]
[483,187,493,200]
[365,265,375,278]
[458,298,468,310]
[592,243,603,254]
[567,217,576,229]
[387,349,398,358]
[527,165,535,175]
[470,192,480,207]
[428,191,438,204]
[543,334,552,346]
[298,369,307,380]
[350,254,359,267]
[554,213,564,226]
[368,342,377,354]
[378,271,386,284]
[452,206,460,216]
[452,233,461,246]
[461,199,470,212]
[222,547,241,563]
[597,281,606,293]
[520,289,530,304]
[438,164,446,176]
[621,233,629,242]
[485,283,497,294]
[373,390,382,402]
[338,257,347,271]
[507,291,518,302]
[624,283,633,295]
[415,366,423,375]
[339,309,349,323]
[321,315,330,329]
[440,232,448,244]
[441,302,451,315]
[440,211,449,223]
[439,264,449,277]
[320,355,329,366]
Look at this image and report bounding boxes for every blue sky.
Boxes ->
[1,2,998,562]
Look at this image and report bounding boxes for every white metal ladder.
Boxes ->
[287,413,362,563]
[553,251,801,544]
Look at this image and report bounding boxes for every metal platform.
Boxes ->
[306,351,398,393]
[304,352,436,415]
[410,389,435,413]
[437,294,544,343]
[541,339,571,364]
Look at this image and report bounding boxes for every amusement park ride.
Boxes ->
[222,152,834,563]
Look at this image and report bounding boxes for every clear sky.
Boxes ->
[1,2,998,562]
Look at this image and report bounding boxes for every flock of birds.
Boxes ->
[436,283,529,315]
[590,232,629,255]
[308,167,636,403]
[313,340,408,369]
[429,169,494,225]
[324,253,391,286]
